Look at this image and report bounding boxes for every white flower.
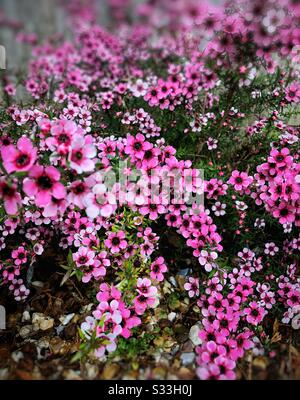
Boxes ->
[283,222,292,233]
[212,202,226,216]
[190,119,202,132]
[33,243,44,256]
[251,90,261,99]
[262,9,285,34]
[130,79,148,97]
[198,250,218,272]
[264,242,279,256]
[291,313,300,330]
[206,137,218,150]
[81,316,96,339]
[235,200,248,211]
[254,218,265,229]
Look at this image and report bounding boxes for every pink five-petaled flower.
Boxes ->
[12,246,28,266]
[94,333,117,358]
[125,133,152,160]
[1,136,37,173]
[197,363,221,380]
[198,250,218,272]
[73,246,95,267]
[80,250,110,283]
[93,299,123,336]
[0,179,22,215]
[120,313,141,339]
[23,165,66,207]
[235,331,253,358]
[134,278,158,315]
[104,231,128,254]
[201,341,226,364]
[69,135,96,174]
[244,301,265,326]
[228,170,253,191]
[150,257,167,282]
[2,263,21,282]
[184,277,200,298]
[214,356,236,380]
[46,119,79,152]
[285,82,300,103]
[136,278,157,297]
[134,294,157,315]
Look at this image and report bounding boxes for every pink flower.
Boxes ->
[2,263,20,282]
[214,356,236,380]
[184,277,200,297]
[244,301,265,326]
[235,331,253,358]
[201,341,226,364]
[23,165,66,207]
[38,118,52,134]
[46,119,79,151]
[134,294,156,315]
[272,202,295,224]
[73,246,95,267]
[0,179,22,215]
[125,133,152,160]
[104,231,128,254]
[199,250,218,272]
[120,309,141,339]
[198,326,227,345]
[139,202,166,220]
[42,196,67,217]
[94,299,123,336]
[1,137,37,173]
[150,257,167,282]
[144,87,160,106]
[228,170,253,191]
[83,183,117,220]
[12,246,28,266]
[68,180,90,208]
[285,83,300,103]
[9,278,30,301]
[94,333,117,358]
[264,242,279,256]
[141,146,160,169]
[81,316,96,338]
[80,251,110,283]
[268,148,293,168]
[197,363,221,380]
[69,135,96,174]
[136,278,157,297]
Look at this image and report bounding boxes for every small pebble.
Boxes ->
[22,311,31,322]
[180,352,195,366]
[189,324,202,346]
[11,351,24,363]
[19,325,33,338]
[59,313,75,326]
[168,312,177,322]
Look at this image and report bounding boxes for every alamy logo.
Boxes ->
[0,305,6,330]
[0,45,6,70]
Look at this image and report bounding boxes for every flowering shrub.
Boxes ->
[0,0,300,380]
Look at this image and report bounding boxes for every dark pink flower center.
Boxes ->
[37,175,53,189]
[16,153,30,167]
[58,134,70,144]
[112,237,120,246]
[73,183,85,194]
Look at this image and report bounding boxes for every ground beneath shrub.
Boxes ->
[0,255,299,380]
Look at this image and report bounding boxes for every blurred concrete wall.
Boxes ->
[0,0,68,70]
[0,0,222,70]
